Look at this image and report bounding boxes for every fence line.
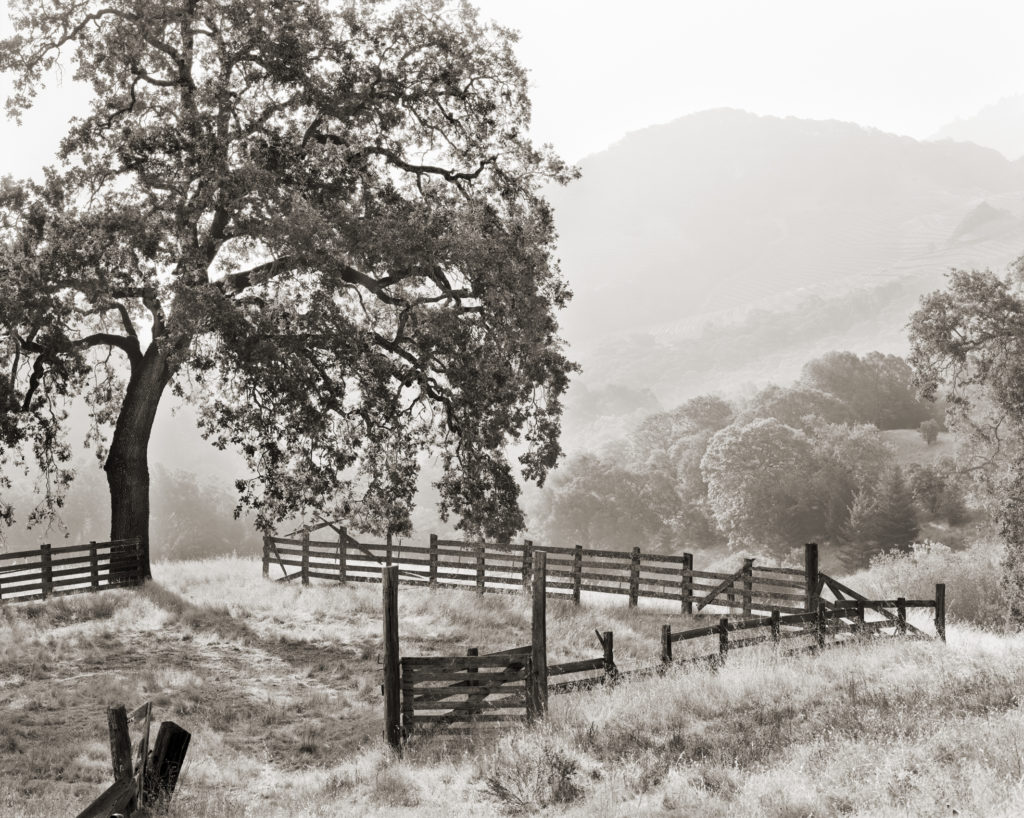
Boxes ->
[266,525,816,616]
[0,538,146,604]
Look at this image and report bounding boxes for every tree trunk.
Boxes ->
[104,344,171,580]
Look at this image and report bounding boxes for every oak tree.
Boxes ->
[0,0,577,572]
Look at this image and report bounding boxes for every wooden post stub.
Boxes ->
[661,624,672,664]
[718,617,729,664]
[602,631,616,681]
[528,550,548,719]
[771,608,781,644]
[301,528,310,586]
[107,705,133,782]
[628,546,640,608]
[90,541,100,590]
[935,583,946,642]
[572,544,583,605]
[682,552,693,615]
[742,558,754,617]
[262,536,270,578]
[40,543,52,598]
[476,542,485,595]
[382,566,401,749]
[804,543,819,611]
[143,720,191,804]
[897,597,907,636]
[428,534,438,587]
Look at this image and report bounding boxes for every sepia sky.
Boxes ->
[1,0,1023,169]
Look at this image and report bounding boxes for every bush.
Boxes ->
[848,540,1006,628]
[483,734,583,813]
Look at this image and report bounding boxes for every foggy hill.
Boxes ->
[551,109,1024,406]
[931,94,1024,161]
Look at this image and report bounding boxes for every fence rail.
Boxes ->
[0,538,146,603]
[266,526,812,616]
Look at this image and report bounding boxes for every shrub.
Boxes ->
[483,734,582,813]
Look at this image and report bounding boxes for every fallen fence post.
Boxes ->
[742,558,754,617]
[429,534,438,587]
[771,608,781,644]
[805,543,819,611]
[718,617,729,665]
[897,597,907,636]
[935,584,946,642]
[383,566,401,750]
[602,630,616,681]
[301,528,310,587]
[628,546,640,608]
[661,624,672,664]
[528,550,548,719]
[572,544,583,605]
[682,552,693,615]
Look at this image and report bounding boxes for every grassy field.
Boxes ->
[1,557,1022,816]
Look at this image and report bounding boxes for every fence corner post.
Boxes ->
[661,624,672,664]
[429,534,438,587]
[935,583,946,642]
[572,544,583,605]
[528,550,548,719]
[40,543,52,598]
[383,565,401,750]
[681,552,693,616]
[804,543,819,611]
[301,528,310,586]
[628,546,640,608]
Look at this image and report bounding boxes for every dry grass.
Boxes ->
[1,556,1023,816]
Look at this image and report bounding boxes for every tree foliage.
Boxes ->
[0,0,577,547]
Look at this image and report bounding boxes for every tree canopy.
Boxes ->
[0,0,577,561]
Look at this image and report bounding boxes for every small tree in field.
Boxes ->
[0,0,577,573]
[919,419,940,445]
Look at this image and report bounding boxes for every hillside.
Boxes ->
[931,94,1024,161]
[2,559,1022,816]
[551,109,1024,404]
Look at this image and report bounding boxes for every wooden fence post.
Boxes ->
[262,536,270,578]
[804,543,819,611]
[144,721,191,805]
[521,540,533,592]
[301,528,310,586]
[661,624,672,664]
[90,541,99,590]
[742,558,754,617]
[386,531,393,567]
[602,631,616,681]
[429,534,438,587]
[339,527,348,583]
[897,597,907,637]
[856,600,866,636]
[528,551,548,720]
[935,583,946,642]
[382,566,401,750]
[816,601,826,648]
[718,617,729,665]
[476,542,485,595]
[681,552,693,615]
[107,705,133,782]
[40,543,52,598]
[628,546,640,608]
[466,647,480,716]
[572,545,582,605]
[771,608,781,644]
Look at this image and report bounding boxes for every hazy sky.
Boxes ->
[1,0,1023,168]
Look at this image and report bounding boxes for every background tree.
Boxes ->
[0,0,576,571]
[919,419,940,445]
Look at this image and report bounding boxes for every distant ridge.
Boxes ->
[931,94,1024,161]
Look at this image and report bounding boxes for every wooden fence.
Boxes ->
[266,524,815,615]
[0,538,146,603]
[382,555,947,746]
